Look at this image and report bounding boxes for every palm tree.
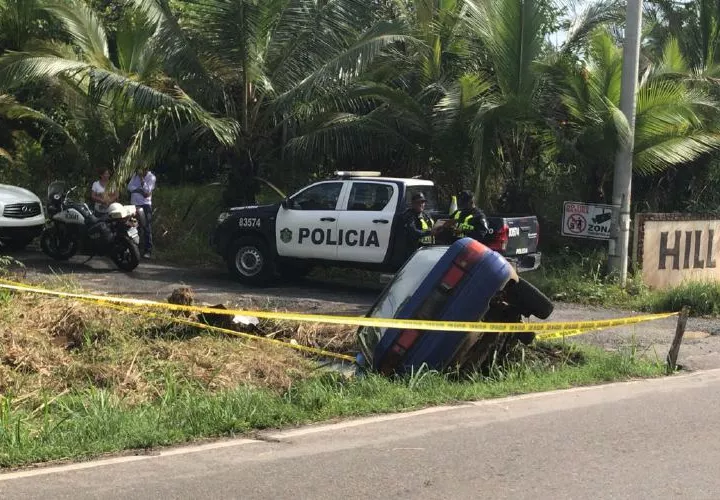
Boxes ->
[543,28,720,202]
[0,0,45,53]
[123,0,411,202]
[0,92,76,184]
[1,0,410,203]
[0,0,239,191]
[285,0,477,186]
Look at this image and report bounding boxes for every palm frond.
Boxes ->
[465,0,545,99]
[634,132,720,175]
[560,0,624,52]
[0,0,44,51]
[40,0,111,69]
[0,54,238,146]
[113,115,228,186]
[124,0,223,101]
[286,111,418,163]
[273,21,411,108]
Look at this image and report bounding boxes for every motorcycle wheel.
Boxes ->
[40,228,78,261]
[110,235,141,271]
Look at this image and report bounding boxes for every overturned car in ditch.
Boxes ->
[356,237,554,375]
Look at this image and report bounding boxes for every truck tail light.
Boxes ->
[488,224,509,252]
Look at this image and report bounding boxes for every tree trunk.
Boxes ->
[222,149,259,207]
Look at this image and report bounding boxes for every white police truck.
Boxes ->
[211,172,541,285]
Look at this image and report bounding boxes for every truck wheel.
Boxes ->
[505,278,554,320]
[227,236,274,285]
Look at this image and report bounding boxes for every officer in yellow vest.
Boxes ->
[451,190,490,241]
[403,192,436,252]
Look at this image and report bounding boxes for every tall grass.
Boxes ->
[150,184,226,265]
[523,248,720,316]
[0,342,664,468]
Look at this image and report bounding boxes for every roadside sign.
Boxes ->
[562,201,615,240]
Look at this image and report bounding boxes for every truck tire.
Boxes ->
[505,278,554,320]
[227,236,274,285]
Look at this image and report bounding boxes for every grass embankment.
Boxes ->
[524,250,720,316]
[0,286,665,468]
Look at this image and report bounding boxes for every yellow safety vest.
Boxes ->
[419,215,434,245]
[452,210,475,237]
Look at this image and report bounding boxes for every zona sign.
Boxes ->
[562,201,616,240]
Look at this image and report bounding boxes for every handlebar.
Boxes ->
[62,185,78,205]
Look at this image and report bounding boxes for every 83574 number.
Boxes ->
[238,217,261,228]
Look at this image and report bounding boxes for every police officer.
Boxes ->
[451,190,490,241]
[403,192,436,252]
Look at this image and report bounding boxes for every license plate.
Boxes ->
[127,227,139,242]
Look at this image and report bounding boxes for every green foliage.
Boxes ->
[640,281,720,316]
[525,247,720,316]
[1,0,720,236]
[0,341,664,468]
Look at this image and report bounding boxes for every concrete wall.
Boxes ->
[634,213,720,289]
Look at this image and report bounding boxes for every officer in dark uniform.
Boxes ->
[450,190,490,241]
[403,192,436,254]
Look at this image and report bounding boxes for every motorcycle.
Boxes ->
[40,181,142,271]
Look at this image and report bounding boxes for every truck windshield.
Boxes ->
[357,246,448,365]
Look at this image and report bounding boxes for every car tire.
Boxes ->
[227,236,274,286]
[505,278,554,320]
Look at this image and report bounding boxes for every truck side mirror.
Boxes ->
[281,197,290,209]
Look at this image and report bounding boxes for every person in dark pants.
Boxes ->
[402,192,437,258]
[127,167,156,258]
[450,190,490,242]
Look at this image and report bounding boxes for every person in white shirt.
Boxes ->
[127,167,156,259]
[90,169,118,214]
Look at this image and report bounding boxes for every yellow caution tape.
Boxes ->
[104,303,356,363]
[0,278,677,334]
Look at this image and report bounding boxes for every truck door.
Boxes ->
[275,181,345,260]
[336,181,397,263]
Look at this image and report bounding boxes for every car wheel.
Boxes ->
[227,236,274,285]
[505,278,554,320]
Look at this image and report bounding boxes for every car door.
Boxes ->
[336,181,397,263]
[275,181,345,260]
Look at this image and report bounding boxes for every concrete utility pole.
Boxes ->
[608,0,644,287]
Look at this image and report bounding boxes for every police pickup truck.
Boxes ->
[211,172,541,285]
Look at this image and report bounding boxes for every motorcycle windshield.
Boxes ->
[48,180,66,200]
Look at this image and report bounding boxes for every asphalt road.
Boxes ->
[3,369,720,499]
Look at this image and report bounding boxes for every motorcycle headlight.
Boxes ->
[217,211,230,224]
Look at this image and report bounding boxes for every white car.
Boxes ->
[0,184,45,250]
